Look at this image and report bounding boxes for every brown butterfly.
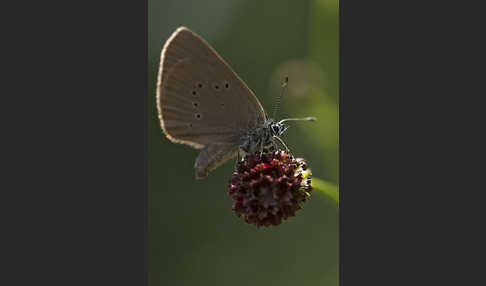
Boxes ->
[156,27,315,179]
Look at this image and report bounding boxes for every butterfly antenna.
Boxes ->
[272,77,288,119]
[278,117,317,124]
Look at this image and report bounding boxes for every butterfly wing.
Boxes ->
[194,145,238,179]
[156,27,266,178]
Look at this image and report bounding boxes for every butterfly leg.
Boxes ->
[273,136,292,155]
[258,139,264,158]
[234,150,241,170]
[271,140,278,152]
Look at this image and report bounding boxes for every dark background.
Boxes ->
[149,0,339,285]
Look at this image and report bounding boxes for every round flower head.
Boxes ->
[229,150,312,227]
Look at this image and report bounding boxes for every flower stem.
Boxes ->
[312,178,339,207]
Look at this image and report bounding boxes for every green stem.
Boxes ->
[312,177,339,206]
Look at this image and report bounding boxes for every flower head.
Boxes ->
[229,150,312,228]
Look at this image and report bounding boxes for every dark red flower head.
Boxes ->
[229,150,312,228]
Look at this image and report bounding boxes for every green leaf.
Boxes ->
[312,177,339,207]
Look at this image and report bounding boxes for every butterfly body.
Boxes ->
[240,119,289,154]
[157,27,311,179]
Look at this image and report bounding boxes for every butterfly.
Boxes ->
[156,27,315,179]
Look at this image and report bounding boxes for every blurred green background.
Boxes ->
[148,0,338,285]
